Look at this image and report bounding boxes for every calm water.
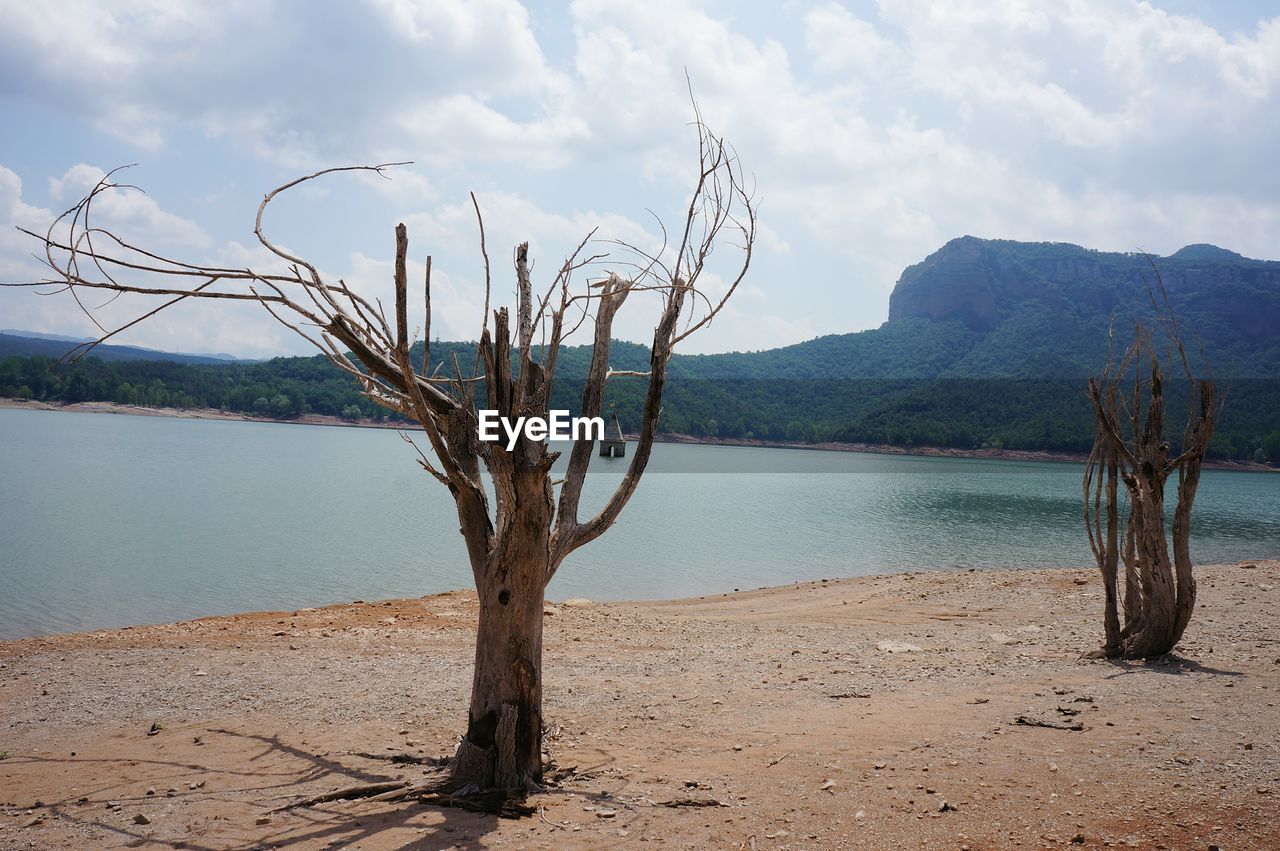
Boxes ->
[2,407,1278,639]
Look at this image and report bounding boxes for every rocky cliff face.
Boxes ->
[887,236,1004,330]
[887,236,1280,344]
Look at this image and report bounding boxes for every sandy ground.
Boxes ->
[1,562,1278,850]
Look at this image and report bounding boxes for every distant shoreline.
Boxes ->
[654,432,1274,471]
[2,396,1273,472]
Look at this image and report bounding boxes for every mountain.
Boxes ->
[0,332,255,366]
[2,238,1278,461]
[538,238,1280,456]
[587,238,1278,382]
[0,329,87,343]
[884,237,1280,377]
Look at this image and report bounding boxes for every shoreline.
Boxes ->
[0,557,1271,647]
[3,397,1273,472]
[2,560,1276,849]
[2,562,1079,645]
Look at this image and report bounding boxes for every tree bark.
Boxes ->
[451,451,555,791]
[1170,459,1202,644]
[1121,515,1140,636]
[1100,446,1122,656]
[453,547,547,791]
[1119,470,1178,658]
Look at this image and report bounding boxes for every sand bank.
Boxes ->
[2,561,1277,848]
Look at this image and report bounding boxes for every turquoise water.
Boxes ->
[1,407,1277,639]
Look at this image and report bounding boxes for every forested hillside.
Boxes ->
[4,238,1278,462]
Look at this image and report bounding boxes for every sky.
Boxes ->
[1,0,1278,358]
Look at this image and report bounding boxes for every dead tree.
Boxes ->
[11,115,755,795]
[1084,275,1217,660]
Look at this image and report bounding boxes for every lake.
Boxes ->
[2,407,1278,639]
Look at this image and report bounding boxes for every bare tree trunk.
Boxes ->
[1170,385,1212,644]
[1170,470,1199,644]
[1085,313,1217,660]
[1100,446,1122,655]
[452,453,555,790]
[1121,470,1178,658]
[1121,515,1140,636]
[454,549,546,790]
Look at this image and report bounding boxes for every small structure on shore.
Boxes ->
[599,411,627,458]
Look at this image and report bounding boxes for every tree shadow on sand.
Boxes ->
[1100,653,1245,679]
[4,727,503,849]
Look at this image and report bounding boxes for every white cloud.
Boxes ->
[1,161,304,357]
[0,166,47,231]
[2,0,1279,356]
[805,3,903,78]
[46,164,210,249]
[0,0,569,167]
[405,190,655,264]
[399,95,593,170]
[0,166,53,284]
[0,165,123,340]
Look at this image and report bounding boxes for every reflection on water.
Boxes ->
[2,407,1277,638]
